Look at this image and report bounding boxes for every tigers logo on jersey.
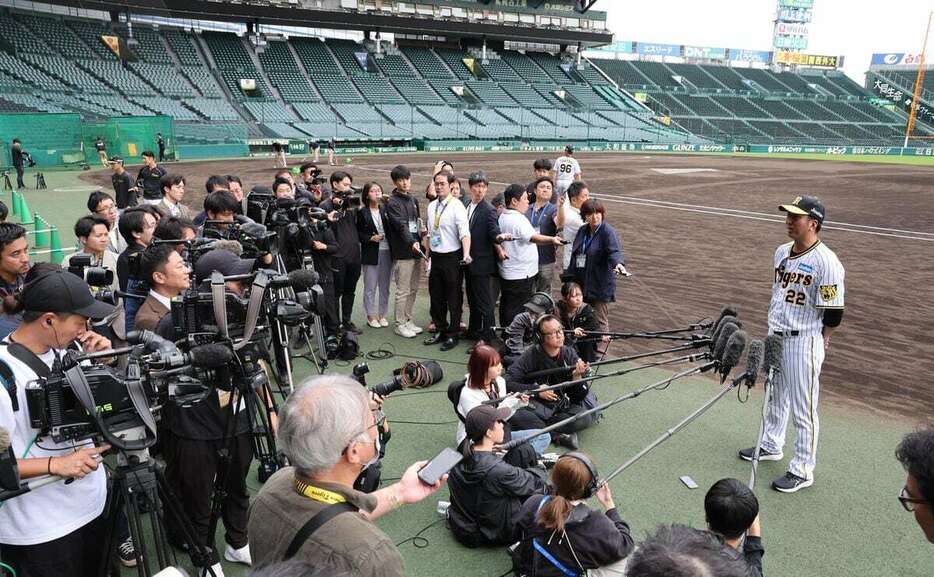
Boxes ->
[819,284,838,301]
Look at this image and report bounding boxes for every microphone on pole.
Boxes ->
[712,322,739,363]
[710,316,740,351]
[706,306,739,337]
[748,334,783,490]
[762,334,783,386]
[730,339,763,388]
[718,330,746,384]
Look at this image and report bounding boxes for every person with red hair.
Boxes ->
[455,344,550,457]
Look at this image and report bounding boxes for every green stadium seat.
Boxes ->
[399,47,454,80]
[292,38,344,77]
[163,29,203,66]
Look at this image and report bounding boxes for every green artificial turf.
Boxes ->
[6,166,931,577]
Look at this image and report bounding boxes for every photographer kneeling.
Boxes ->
[0,267,115,577]
[249,375,444,575]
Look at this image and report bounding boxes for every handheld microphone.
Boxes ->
[718,330,747,384]
[0,427,20,491]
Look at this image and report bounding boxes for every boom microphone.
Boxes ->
[287,268,320,290]
[188,343,235,369]
[0,427,19,491]
[762,334,783,377]
[710,315,740,349]
[712,322,739,362]
[732,339,763,388]
[718,330,747,384]
[707,306,739,336]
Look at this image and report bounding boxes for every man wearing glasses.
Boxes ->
[88,191,127,254]
[505,314,596,450]
[248,376,445,576]
[896,427,934,543]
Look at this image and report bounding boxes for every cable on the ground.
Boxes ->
[395,517,448,549]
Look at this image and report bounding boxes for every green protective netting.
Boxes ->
[80,115,175,163]
[0,113,83,167]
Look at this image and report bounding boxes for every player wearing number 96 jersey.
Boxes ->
[739,195,845,494]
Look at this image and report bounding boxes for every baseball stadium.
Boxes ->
[0,1,932,577]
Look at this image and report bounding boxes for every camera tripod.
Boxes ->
[99,428,219,577]
[34,172,46,190]
[1,171,11,191]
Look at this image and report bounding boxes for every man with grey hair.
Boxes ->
[248,375,445,575]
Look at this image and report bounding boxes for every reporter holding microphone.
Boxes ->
[0,266,115,577]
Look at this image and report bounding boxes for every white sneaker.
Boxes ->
[204,562,225,577]
[406,320,424,334]
[395,323,416,338]
[223,543,252,566]
[379,317,389,327]
[367,318,382,329]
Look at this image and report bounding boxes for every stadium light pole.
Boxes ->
[903,10,932,148]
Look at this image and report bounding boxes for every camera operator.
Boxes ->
[0,267,115,577]
[298,163,329,206]
[108,157,137,212]
[0,223,30,338]
[133,244,190,332]
[65,215,124,342]
[88,191,126,255]
[199,189,240,237]
[320,171,362,334]
[10,139,25,190]
[136,151,166,205]
[153,216,197,255]
[248,375,445,574]
[116,208,157,334]
[159,248,268,574]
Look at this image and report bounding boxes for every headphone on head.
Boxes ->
[533,312,560,344]
[558,451,599,499]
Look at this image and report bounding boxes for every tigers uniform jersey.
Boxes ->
[767,240,845,335]
[553,156,581,186]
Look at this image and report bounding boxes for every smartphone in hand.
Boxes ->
[418,447,464,485]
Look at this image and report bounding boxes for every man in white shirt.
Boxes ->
[425,172,471,351]
[497,185,564,327]
[134,244,191,332]
[552,145,582,197]
[557,181,590,270]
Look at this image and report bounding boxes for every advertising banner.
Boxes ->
[683,45,727,60]
[870,53,925,66]
[591,41,634,54]
[775,51,839,68]
[775,22,809,35]
[636,42,681,57]
[729,49,772,63]
[774,36,808,50]
[779,0,814,7]
[871,79,934,127]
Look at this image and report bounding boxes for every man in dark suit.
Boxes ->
[134,244,191,331]
[464,171,503,346]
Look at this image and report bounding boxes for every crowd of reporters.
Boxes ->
[0,154,930,577]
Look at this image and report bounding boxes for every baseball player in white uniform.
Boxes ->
[552,145,582,197]
[739,195,845,493]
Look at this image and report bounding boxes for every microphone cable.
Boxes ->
[394,517,448,549]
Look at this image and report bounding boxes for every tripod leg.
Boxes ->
[155,464,219,576]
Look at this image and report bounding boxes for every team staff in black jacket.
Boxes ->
[10,139,25,189]
[513,453,633,577]
[464,171,503,346]
[448,405,547,548]
[505,315,597,450]
[385,165,424,339]
[136,150,167,205]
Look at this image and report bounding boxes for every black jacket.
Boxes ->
[557,302,600,362]
[448,450,547,547]
[513,494,634,577]
[319,199,361,263]
[505,344,587,401]
[385,188,421,261]
[11,146,23,169]
[716,533,764,577]
[137,164,167,201]
[466,199,500,277]
[356,205,389,266]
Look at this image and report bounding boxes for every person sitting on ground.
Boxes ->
[896,426,934,543]
[513,452,633,576]
[624,524,748,577]
[447,404,547,548]
[505,315,596,450]
[504,292,555,365]
[248,375,445,575]
[556,281,600,362]
[454,344,549,458]
[704,478,764,577]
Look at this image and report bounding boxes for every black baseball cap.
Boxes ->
[23,269,115,320]
[109,156,124,165]
[465,405,511,443]
[524,292,555,315]
[779,196,825,223]
[194,249,255,283]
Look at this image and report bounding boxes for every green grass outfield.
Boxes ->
[5,164,933,577]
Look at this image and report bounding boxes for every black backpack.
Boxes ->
[447,379,467,422]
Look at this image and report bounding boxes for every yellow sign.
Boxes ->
[654,115,672,126]
[775,51,839,68]
[102,35,121,59]
[634,92,648,103]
